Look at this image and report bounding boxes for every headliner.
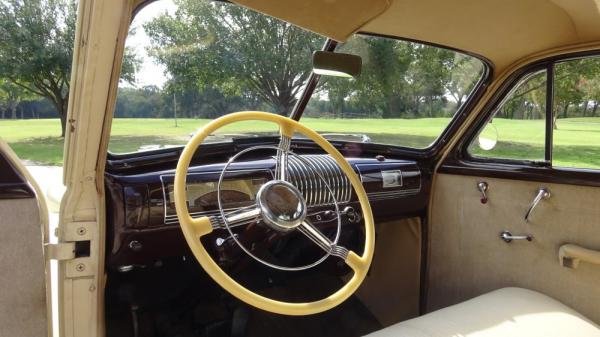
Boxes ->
[232,0,600,73]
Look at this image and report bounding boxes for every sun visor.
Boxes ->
[230,0,391,42]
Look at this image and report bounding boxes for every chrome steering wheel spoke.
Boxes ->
[209,205,261,230]
[298,221,349,260]
[275,134,291,181]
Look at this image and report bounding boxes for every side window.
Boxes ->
[468,70,547,162]
[553,58,600,169]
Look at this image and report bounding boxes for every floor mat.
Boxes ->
[245,273,382,337]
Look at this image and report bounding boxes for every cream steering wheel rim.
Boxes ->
[174,111,375,316]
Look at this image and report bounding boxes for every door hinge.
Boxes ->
[45,242,76,261]
[47,222,95,279]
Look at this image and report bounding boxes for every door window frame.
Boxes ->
[442,49,600,187]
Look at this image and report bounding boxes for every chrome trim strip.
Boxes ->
[160,168,272,224]
[287,155,351,206]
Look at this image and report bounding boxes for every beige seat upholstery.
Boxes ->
[367,288,600,337]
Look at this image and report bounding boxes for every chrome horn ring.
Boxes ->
[256,180,307,232]
[217,145,342,271]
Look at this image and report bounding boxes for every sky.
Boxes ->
[124,0,177,88]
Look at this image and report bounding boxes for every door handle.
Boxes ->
[524,187,550,222]
[500,230,533,243]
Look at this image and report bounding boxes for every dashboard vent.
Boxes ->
[288,155,352,206]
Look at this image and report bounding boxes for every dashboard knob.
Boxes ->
[342,206,361,223]
[128,240,143,252]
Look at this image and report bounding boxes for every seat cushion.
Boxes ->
[366,287,600,337]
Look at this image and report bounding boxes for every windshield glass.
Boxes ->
[109,0,485,153]
[305,35,485,148]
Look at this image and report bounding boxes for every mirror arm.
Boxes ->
[289,39,338,121]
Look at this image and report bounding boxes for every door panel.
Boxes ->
[0,142,50,337]
[427,173,600,323]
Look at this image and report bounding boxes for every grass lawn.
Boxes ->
[1,117,599,169]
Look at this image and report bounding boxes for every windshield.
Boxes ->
[109,0,485,153]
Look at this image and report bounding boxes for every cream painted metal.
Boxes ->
[57,0,134,336]
[232,0,600,74]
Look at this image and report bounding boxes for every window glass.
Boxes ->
[109,1,486,153]
[468,70,547,162]
[553,58,600,169]
[305,35,485,148]
[109,0,321,153]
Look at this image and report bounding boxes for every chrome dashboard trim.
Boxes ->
[355,162,422,201]
[160,169,273,225]
[287,155,352,206]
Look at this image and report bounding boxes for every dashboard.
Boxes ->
[105,155,428,268]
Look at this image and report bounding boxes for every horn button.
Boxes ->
[257,180,307,232]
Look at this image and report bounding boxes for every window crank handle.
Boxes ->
[524,187,550,222]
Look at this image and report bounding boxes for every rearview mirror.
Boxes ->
[312,51,362,78]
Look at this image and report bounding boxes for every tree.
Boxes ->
[0,0,138,136]
[144,0,323,116]
[0,79,30,119]
[409,45,454,117]
[445,54,484,108]
[0,0,75,136]
[553,58,600,128]
[356,37,413,118]
[319,36,414,119]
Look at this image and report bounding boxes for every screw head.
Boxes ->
[75,263,85,272]
[77,227,87,236]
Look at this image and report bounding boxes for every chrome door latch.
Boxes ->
[524,187,550,222]
[500,230,533,243]
[477,181,488,204]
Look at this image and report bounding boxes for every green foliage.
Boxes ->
[493,58,600,130]
[0,0,76,135]
[115,86,164,118]
[496,70,547,120]
[0,0,139,136]
[145,0,323,115]
[0,78,31,119]
[312,36,483,119]
[554,58,600,121]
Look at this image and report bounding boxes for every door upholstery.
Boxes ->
[0,198,47,336]
[427,173,600,323]
[0,142,49,337]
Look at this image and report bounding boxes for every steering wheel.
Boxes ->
[174,111,375,316]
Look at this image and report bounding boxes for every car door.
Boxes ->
[0,138,52,337]
[427,52,600,324]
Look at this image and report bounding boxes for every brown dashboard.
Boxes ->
[105,155,429,268]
